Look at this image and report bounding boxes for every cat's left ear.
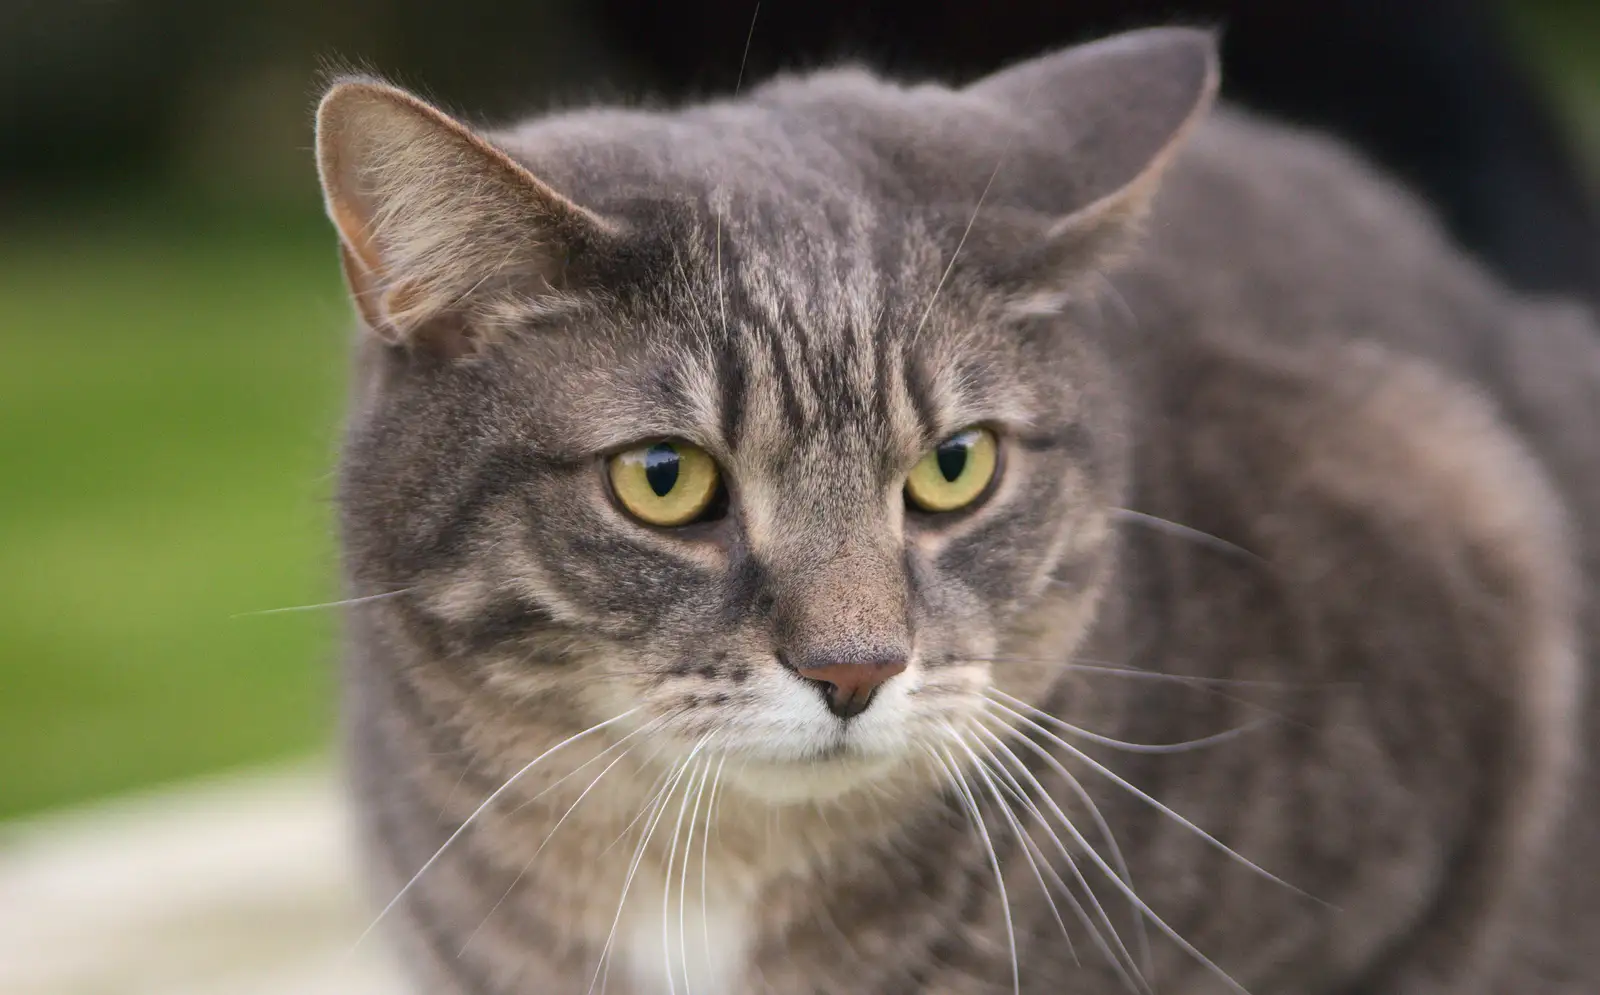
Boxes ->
[965,27,1220,291]
[315,77,616,357]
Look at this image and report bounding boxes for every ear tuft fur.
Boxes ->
[314,77,611,356]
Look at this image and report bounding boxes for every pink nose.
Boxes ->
[794,659,908,719]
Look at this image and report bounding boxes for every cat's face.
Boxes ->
[344,232,1117,802]
[321,30,1215,802]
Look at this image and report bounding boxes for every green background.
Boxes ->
[0,212,347,818]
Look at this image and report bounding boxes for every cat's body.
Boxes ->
[319,30,1600,995]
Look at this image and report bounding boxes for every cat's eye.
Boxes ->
[905,427,1000,513]
[608,440,724,527]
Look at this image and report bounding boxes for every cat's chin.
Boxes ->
[719,753,905,805]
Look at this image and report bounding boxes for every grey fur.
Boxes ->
[315,27,1600,995]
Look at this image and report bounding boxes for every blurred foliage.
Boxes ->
[0,0,1593,820]
[1505,0,1600,170]
[0,210,346,818]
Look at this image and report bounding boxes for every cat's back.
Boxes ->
[1125,106,1600,536]
[1123,106,1600,991]
[1129,108,1575,366]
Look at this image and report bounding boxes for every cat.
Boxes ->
[314,27,1600,995]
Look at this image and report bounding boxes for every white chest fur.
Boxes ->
[616,877,753,995]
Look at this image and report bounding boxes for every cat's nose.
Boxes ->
[791,657,908,719]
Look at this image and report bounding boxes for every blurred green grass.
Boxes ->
[0,212,350,819]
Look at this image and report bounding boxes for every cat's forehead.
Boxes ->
[488,94,1054,461]
[543,251,1034,473]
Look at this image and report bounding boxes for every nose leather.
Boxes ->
[794,659,908,719]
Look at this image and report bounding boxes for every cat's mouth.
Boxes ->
[710,722,922,803]
[721,749,903,803]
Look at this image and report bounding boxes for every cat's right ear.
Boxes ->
[964,28,1220,294]
[315,77,614,358]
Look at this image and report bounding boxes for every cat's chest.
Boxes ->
[615,878,753,995]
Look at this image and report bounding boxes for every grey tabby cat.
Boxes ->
[313,27,1600,995]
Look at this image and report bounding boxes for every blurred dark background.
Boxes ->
[1,0,1595,820]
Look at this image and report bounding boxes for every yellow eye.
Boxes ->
[608,440,722,527]
[905,427,999,513]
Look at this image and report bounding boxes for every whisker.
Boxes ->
[1109,507,1260,562]
[600,761,674,855]
[458,737,640,957]
[509,714,668,818]
[681,758,717,994]
[708,4,757,358]
[600,772,680,995]
[598,758,688,995]
[1091,271,1138,330]
[931,740,1020,995]
[347,707,640,957]
[982,687,1269,754]
[968,719,1150,994]
[732,2,761,95]
[672,247,711,331]
[987,690,1326,907]
[973,709,1256,995]
[701,754,727,988]
[231,587,414,618]
[714,209,727,342]
[662,760,707,995]
[965,656,1328,731]
[1015,827,1085,969]
[988,716,1153,982]
[911,109,1036,343]
[971,654,1323,691]
[434,758,475,827]
[956,722,1147,995]
[593,737,713,995]
[942,727,1083,971]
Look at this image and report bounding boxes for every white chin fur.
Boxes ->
[720,754,902,804]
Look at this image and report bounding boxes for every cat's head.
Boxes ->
[317,28,1217,802]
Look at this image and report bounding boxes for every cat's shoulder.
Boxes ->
[1157,332,1581,790]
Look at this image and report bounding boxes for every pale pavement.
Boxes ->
[0,765,407,995]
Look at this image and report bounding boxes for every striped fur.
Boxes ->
[317,28,1600,995]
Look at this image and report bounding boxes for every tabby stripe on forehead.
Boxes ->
[872,318,894,428]
[717,334,749,449]
[901,350,940,441]
[762,308,808,431]
[817,309,861,412]
[812,322,865,430]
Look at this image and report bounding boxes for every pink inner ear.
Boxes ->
[337,243,394,340]
[314,79,617,359]
[329,198,386,278]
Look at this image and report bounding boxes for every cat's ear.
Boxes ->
[315,77,613,357]
[966,27,1219,291]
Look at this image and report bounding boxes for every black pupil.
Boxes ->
[935,436,970,482]
[644,444,681,496]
